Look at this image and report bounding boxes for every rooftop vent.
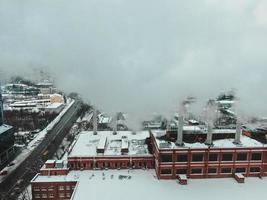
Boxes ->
[93,108,98,134]
[176,115,184,146]
[234,120,242,145]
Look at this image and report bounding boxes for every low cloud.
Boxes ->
[1,0,267,127]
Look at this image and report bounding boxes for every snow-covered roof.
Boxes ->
[31,173,74,183]
[168,125,237,134]
[217,100,235,104]
[46,160,55,164]
[183,125,203,132]
[33,169,267,200]
[68,131,151,157]
[46,103,64,109]
[0,124,13,135]
[50,93,63,98]
[212,136,263,148]
[152,130,265,149]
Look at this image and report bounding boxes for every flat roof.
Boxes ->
[168,125,237,134]
[68,131,151,157]
[67,170,267,200]
[0,124,13,135]
[152,130,265,149]
[31,173,75,183]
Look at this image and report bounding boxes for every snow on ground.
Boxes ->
[0,99,75,183]
[62,169,267,200]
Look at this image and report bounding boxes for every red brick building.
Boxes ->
[151,130,267,179]
[31,131,154,200]
[31,130,267,200]
[31,160,77,200]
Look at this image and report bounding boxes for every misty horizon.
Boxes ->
[1,0,267,127]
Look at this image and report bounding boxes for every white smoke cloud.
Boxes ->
[0,0,267,127]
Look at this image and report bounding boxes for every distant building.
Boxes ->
[36,80,55,94]
[0,88,15,169]
[6,93,65,113]
[0,86,3,125]
[3,83,40,96]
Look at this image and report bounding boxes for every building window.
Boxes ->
[251,153,262,161]
[59,185,64,190]
[176,169,187,174]
[66,185,70,190]
[222,153,233,161]
[192,154,204,162]
[250,167,260,173]
[161,169,172,175]
[237,153,247,161]
[161,154,172,162]
[209,154,218,161]
[235,168,246,173]
[221,168,232,174]
[208,168,217,174]
[34,194,40,199]
[59,193,65,198]
[48,186,54,191]
[41,186,47,191]
[33,186,40,191]
[49,193,54,198]
[66,193,71,198]
[42,194,47,198]
[191,168,202,174]
[71,185,76,190]
[177,154,188,162]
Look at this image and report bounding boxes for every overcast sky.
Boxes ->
[0,0,267,126]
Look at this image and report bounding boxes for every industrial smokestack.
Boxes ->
[205,121,213,145]
[93,108,98,134]
[176,102,186,146]
[0,84,3,126]
[113,113,118,134]
[234,120,242,145]
[205,99,216,146]
[176,115,184,146]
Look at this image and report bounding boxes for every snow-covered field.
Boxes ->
[66,169,267,200]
